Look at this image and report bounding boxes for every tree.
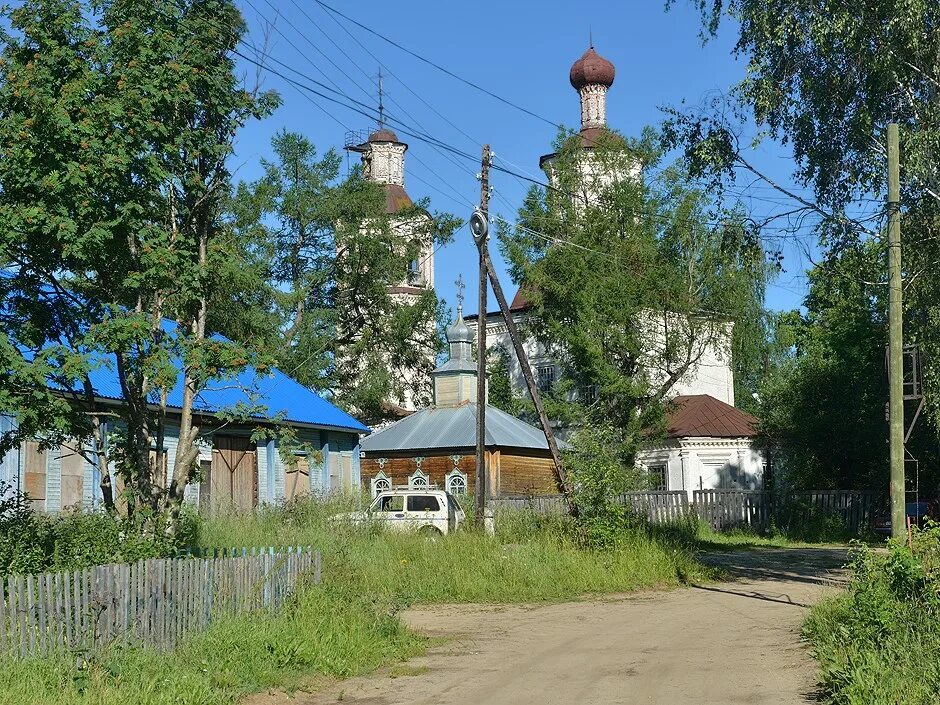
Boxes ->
[499,128,770,462]
[0,0,276,531]
[758,243,889,489]
[668,0,940,484]
[230,130,459,424]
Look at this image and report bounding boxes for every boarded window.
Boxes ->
[208,436,257,514]
[59,443,86,509]
[285,455,310,502]
[149,449,169,489]
[328,439,354,492]
[22,442,46,511]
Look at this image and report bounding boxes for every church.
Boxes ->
[349,44,765,498]
[464,45,766,498]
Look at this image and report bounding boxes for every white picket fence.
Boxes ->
[0,546,320,658]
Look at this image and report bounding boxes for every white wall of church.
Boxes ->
[480,310,735,406]
[637,440,765,499]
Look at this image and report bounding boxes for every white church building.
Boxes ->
[467,45,766,498]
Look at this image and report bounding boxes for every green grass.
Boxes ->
[0,496,712,704]
[692,517,873,550]
[803,532,940,704]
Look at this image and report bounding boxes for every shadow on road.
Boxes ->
[690,583,811,608]
[698,547,851,588]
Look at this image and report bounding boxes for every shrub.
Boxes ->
[804,524,940,704]
[0,483,195,578]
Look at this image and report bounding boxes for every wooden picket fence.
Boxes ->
[492,489,884,534]
[693,489,885,533]
[490,491,692,524]
[693,489,773,531]
[620,491,691,524]
[0,546,320,658]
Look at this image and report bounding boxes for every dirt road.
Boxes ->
[265,548,848,705]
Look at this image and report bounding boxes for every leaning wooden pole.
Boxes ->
[478,252,574,510]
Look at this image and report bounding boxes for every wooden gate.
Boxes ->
[205,436,257,514]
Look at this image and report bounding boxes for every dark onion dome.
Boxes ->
[367,127,401,143]
[569,47,615,90]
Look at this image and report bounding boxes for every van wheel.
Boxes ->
[419,525,443,539]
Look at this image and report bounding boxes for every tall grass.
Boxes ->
[804,526,940,704]
[0,495,711,704]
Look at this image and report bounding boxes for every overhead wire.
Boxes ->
[313,0,560,129]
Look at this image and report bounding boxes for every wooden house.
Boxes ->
[0,327,369,514]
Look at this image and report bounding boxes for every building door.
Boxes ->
[208,436,257,513]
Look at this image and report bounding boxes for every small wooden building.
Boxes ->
[360,307,560,498]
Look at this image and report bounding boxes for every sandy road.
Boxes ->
[257,548,848,705]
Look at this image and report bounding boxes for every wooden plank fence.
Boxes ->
[490,491,691,524]
[491,489,885,535]
[693,489,773,531]
[0,546,320,659]
[620,491,691,524]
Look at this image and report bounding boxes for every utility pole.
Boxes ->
[473,144,491,528]
[887,122,905,541]
[466,155,573,511]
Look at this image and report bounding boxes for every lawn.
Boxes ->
[0,496,712,705]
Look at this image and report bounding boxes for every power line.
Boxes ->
[306,0,483,151]
[240,1,482,201]
[313,0,560,129]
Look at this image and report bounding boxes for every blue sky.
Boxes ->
[231,0,822,317]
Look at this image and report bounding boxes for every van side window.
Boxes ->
[407,495,440,512]
[375,495,404,512]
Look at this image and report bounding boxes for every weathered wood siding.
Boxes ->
[496,453,558,496]
[361,453,476,495]
[361,449,558,498]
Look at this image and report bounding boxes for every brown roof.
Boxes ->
[509,287,533,312]
[665,395,758,438]
[368,128,400,143]
[384,183,414,214]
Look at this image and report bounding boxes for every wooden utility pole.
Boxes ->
[887,123,905,540]
[474,144,491,527]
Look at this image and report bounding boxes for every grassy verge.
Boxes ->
[804,528,940,704]
[0,497,712,704]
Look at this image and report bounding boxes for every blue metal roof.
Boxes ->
[28,319,369,435]
[83,362,369,434]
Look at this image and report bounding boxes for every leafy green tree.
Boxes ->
[230,130,459,423]
[0,0,276,531]
[499,128,770,460]
[758,243,889,489]
[668,0,940,486]
[486,346,519,415]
